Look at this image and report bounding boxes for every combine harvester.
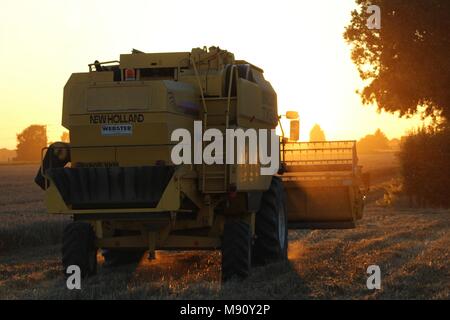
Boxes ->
[35,47,364,280]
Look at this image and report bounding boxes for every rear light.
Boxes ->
[124,68,136,81]
[228,183,237,199]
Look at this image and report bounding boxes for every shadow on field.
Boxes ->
[6,247,311,300]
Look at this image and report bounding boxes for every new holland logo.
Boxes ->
[90,113,144,124]
[101,124,133,136]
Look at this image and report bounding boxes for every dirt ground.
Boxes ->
[0,159,448,300]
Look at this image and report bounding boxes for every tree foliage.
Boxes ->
[399,126,450,207]
[344,0,450,121]
[309,124,326,141]
[357,128,390,153]
[15,125,47,161]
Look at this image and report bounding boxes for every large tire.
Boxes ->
[253,177,288,265]
[62,222,97,278]
[221,221,252,281]
[102,249,144,267]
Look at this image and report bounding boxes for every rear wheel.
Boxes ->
[221,220,252,281]
[62,222,97,278]
[253,177,288,265]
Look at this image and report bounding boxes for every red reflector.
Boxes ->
[228,191,237,199]
[228,183,237,199]
[125,69,136,81]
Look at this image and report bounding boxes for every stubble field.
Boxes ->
[0,155,448,300]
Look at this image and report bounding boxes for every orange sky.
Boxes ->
[0,0,426,149]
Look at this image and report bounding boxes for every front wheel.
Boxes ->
[62,222,97,278]
[253,177,288,265]
[221,220,252,281]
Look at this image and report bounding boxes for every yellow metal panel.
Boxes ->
[70,122,170,147]
[45,182,69,214]
[156,174,180,210]
[88,71,113,82]
[237,78,263,126]
[71,147,116,165]
[120,52,190,69]
[63,73,89,125]
[69,111,195,149]
[116,146,171,166]
[97,235,146,248]
[205,73,223,96]
[86,85,151,111]
[161,235,220,249]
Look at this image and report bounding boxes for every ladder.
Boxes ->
[198,65,237,193]
[201,98,230,193]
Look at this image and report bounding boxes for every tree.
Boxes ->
[15,125,47,161]
[61,131,70,143]
[344,1,450,122]
[399,126,450,207]
[357,128,390,153]
[388,137,400,150]
[309,124,326,141]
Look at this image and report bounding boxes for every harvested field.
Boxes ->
[0,157,448,300]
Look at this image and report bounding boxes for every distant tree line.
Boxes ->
[15,125,47,162]
[357,129,390,153]
[9,126,70,162]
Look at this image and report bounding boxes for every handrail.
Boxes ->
[88,60,120,72]
[226,65,237,129]
[284,140,357,146]
[221,65,238,191]
[190,56,208,128]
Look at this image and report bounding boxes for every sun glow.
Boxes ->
[0,0,424,149]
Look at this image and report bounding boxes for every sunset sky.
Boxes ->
[0,0,426,149]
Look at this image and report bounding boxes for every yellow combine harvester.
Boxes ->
[35,47,364,280]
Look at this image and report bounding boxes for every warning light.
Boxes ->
[125,69,136,81]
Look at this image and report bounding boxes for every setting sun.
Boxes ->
[0,0,424,149]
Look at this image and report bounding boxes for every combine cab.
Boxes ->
[35,46,364,281]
